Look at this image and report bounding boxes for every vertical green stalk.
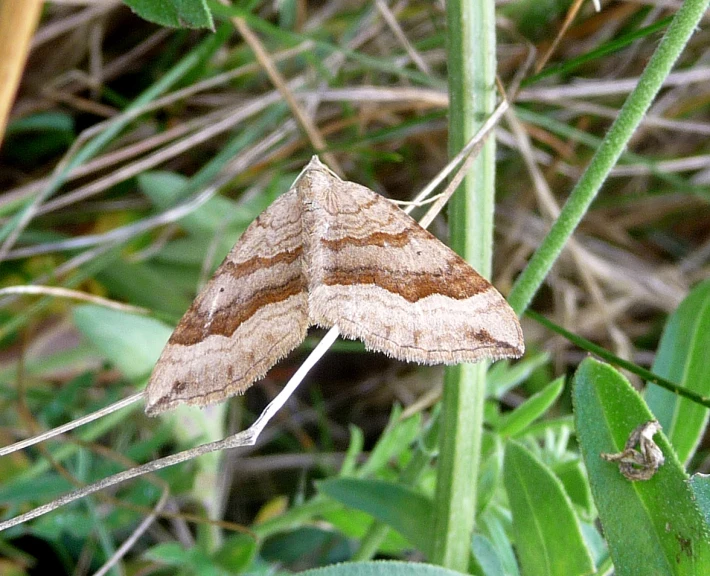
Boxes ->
[432,0,497,569]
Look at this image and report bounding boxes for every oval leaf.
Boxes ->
[471,533,507,576]
[504,441,594,576]
[573,357,710,575]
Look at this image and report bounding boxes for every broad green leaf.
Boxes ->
[0,472,72,505]
[213,534,258,573]
[138,171,253,236]
[32,509,93,541]
[317,478,432,557]
[645,279,710,463]
[123,0,214,29]
[573,358,710,575]
[137,170,188,201]
[154,236,216,266]
[138,170,275,271]
[6,111,73,134]
[72,305,172,380]
[294,560,465,576]
[144,542,230,576]
[143,542,189,564]
[580,522,609,568]
[2,112,75,168]
[497,377,564,437]
[261,526,349,565]
[503,441,594,576]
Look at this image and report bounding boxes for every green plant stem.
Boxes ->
[432,0,497,569]
[507,0,710,316]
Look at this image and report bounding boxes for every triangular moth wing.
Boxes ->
[145,189,309,415]
[300,161,524,364]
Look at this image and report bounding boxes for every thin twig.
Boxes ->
[0,328,340,532]
[418,100,509,227]
[375,0,432,75]
[534,0,586,74]
[0,286,150,315]
[93,487,169,576]
[0,393,144,457]
[230,12,342,174]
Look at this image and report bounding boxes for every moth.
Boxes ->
[146,156,524,414]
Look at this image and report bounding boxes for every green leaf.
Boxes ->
[471,534,506,576]
[497,377,564,437]
[32,509,93,541]
[317,478,433,557]
[293,560,467,576]
[573,358,710,575]
[503,441,594,576]
[487,351,550,398]
[261,526,348,565]
[123,0,214,29]
[553,458,594,522]
[143,542,190,564]
[6,111,74,134]
[645,279,710,463]
[356,408,421,478]
[0,472,73,505]
[137,170,189,204]
[320,507,410,555]
[340,424,365,477]
[72,305,172,380]
[138,169,274,271]
[579,522,609,568]
[476,433,503,514]
[138,171,254,236]
[477,505,520,576]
